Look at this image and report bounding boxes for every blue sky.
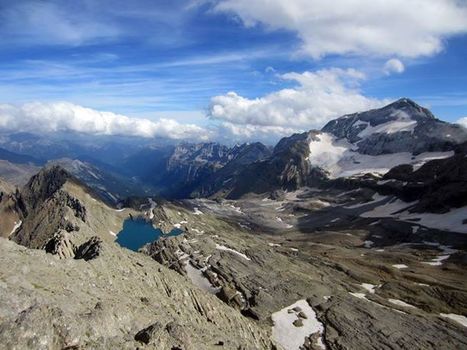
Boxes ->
[0,0,467,143]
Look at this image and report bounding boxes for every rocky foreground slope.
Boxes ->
[0,167,273,349]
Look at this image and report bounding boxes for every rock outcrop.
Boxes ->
[74,236,103,261]
[43,231,76,259]
[0,237,273,349]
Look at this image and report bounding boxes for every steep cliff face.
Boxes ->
[158,143,233,197]
[128,142,272,198]
[222,132,327,199]
[379,141,467,213]
[192,142,272,197]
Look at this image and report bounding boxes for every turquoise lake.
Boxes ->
[116,218,182,251]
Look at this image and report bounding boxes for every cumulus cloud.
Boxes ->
[0,102,210,140]
[217,122,298,144]
[383,59,405,75]
[210,0,467,59]
[457,117,467,128]
[208,68,387,131]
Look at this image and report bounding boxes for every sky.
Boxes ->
[0,0,467,144]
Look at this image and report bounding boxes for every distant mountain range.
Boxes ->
[0,98,466,204]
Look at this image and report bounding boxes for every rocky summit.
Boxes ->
[0,100,466,350]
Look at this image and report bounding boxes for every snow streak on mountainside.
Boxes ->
[307,133,453,178]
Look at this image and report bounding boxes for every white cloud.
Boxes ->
[457,117,467,128]
[383,58,405,75]
[0,102,210,140]
[0,2,119,46]
[208,68,387,131]
[210,0,467,59]
[217,122,298,144]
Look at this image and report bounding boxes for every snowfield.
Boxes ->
[356,110,417,138]
[361,199,467,234]
[308,132,453,178]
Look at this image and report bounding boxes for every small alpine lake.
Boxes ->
[116,218,182,251]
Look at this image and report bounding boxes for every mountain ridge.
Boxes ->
[203,98,467,199]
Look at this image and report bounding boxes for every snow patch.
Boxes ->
[357,111,417,138]
[349,292,367,300]
[344,194,387,209]
[184,262,220,295]
[361,283,379,294]
[361,198,417,218]
[422,243,457,266]
[392,264,408,269]
[308,133,349,176]
[388,299,417,309]
[215,244,251,261]
[193,207,203,215]
[228,204,243,214]
[440,313,467,328]
[271,299,325,350]
[9,221,22,236]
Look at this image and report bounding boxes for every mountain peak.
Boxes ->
[392,97,417,106]
[19,166,73,212]
[381,98,435,120]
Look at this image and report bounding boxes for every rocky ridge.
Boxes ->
[0,168,275,349]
